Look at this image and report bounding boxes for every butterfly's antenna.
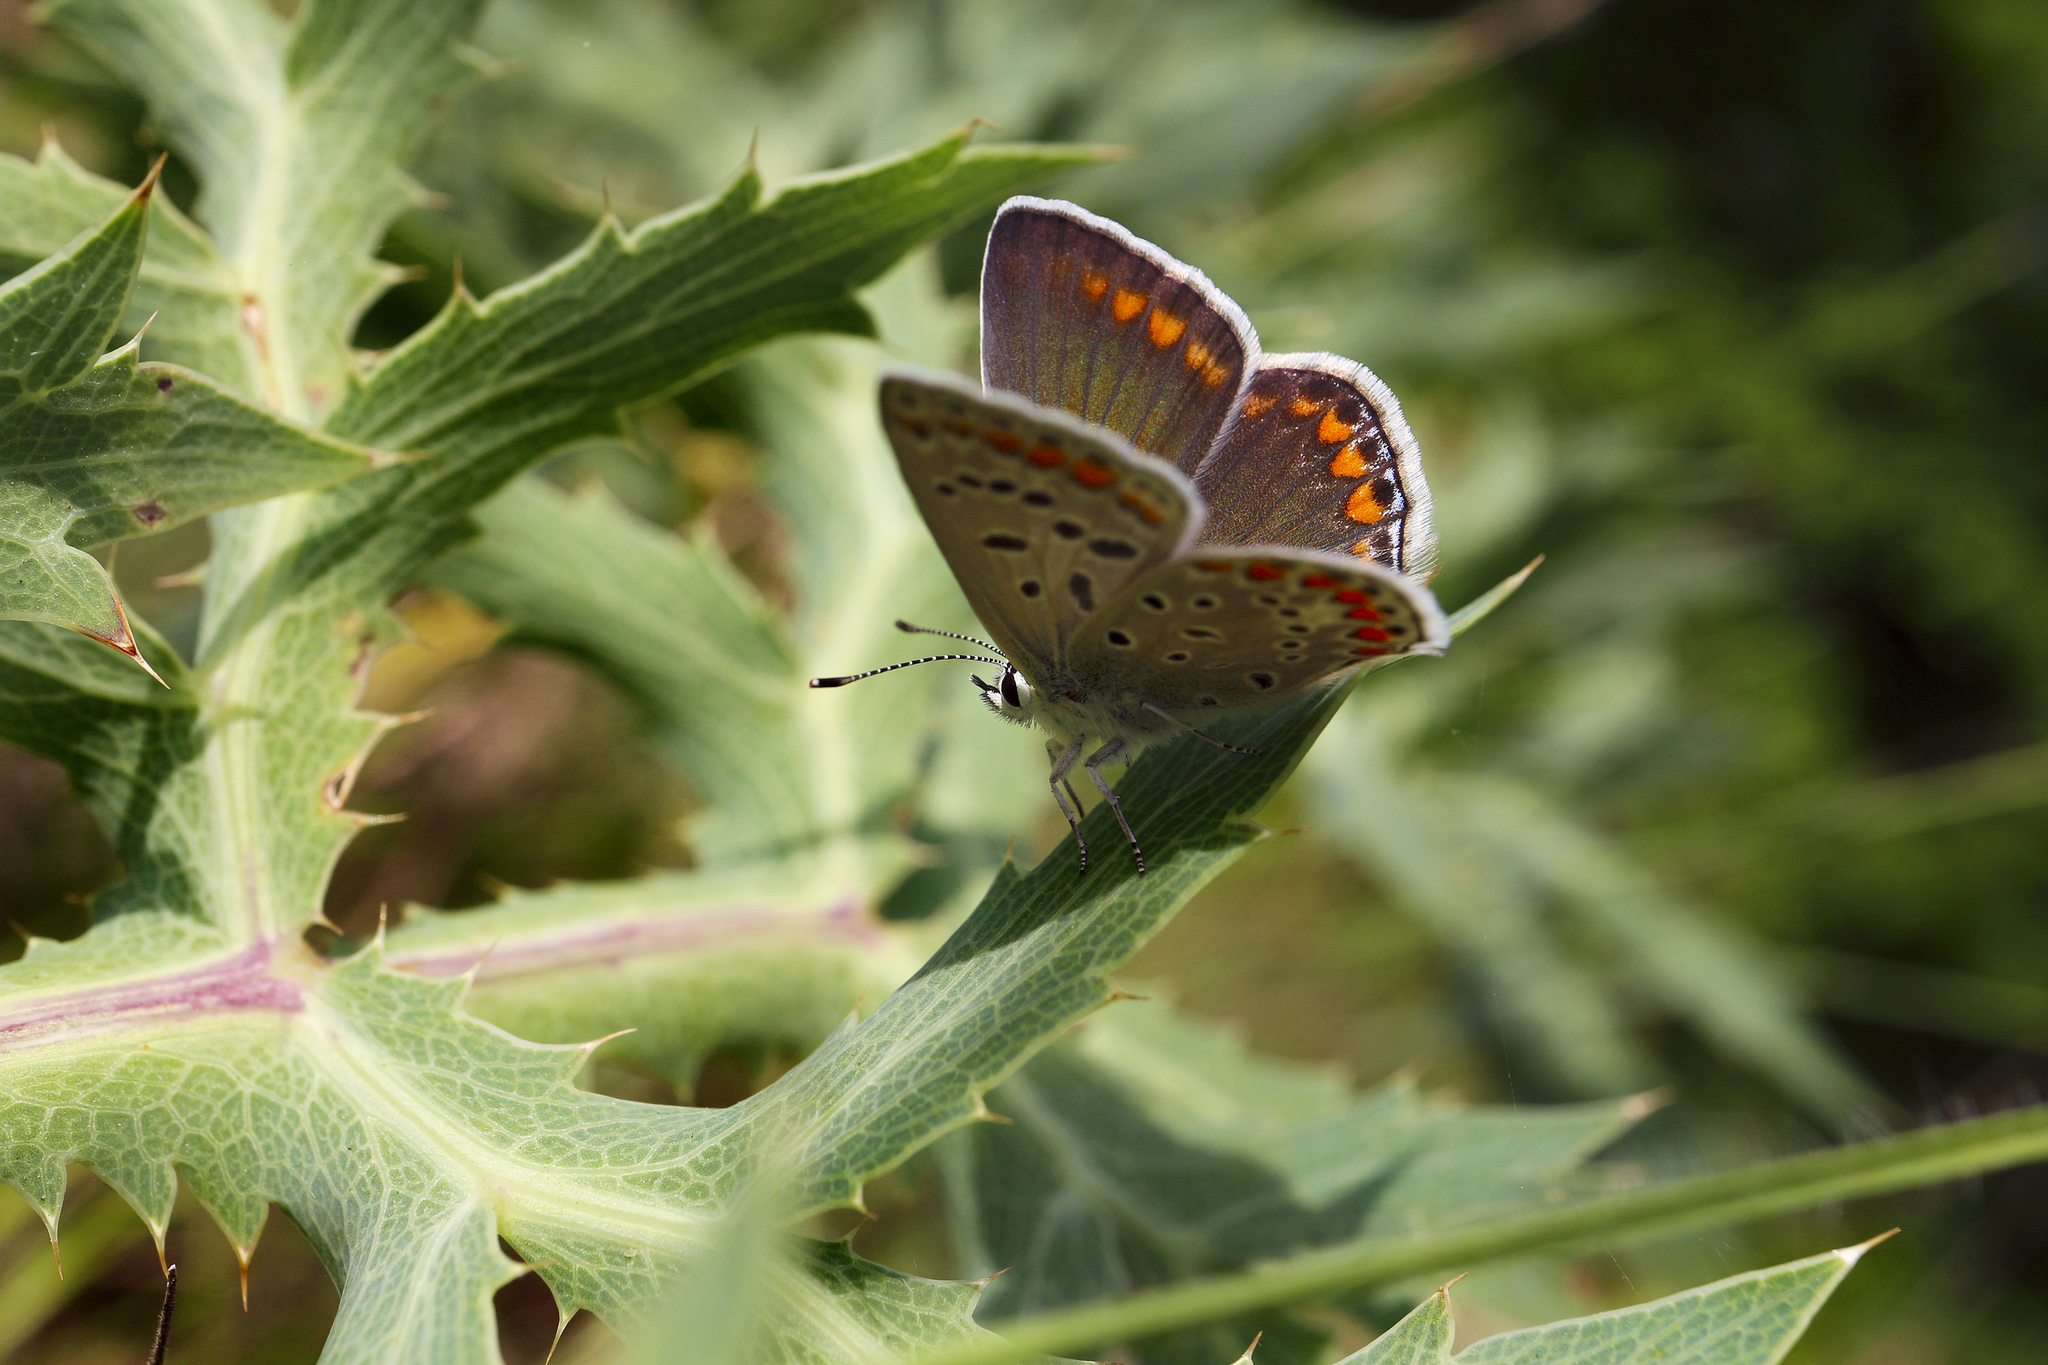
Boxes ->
[1142,702,1263,755]
[811,654,1008,688]
[895,619,1002,652]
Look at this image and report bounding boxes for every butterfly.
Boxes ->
[814,196,1447,874]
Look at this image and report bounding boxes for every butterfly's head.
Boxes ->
[972,664,1038,728]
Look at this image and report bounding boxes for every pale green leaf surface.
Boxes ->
[1349,1291,1453,1365]
[620,1180,784,1365]
[1450,1247,1858,1365]
[384,865,931,1088]
[0,143,254,391]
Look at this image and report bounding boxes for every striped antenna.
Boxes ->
[894,619,1001,651]
[810,653,1008,688]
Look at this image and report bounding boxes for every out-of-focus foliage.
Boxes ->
[1,0,2043,1361]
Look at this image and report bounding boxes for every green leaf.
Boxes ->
[1349,1290,1454,1364]
[206,134,1098,647]
[943,999,1640,1365]
[903,1100,2048,1365]
[1341,1243,1863,1365]
[48,0,491,416]
[383,865,931,1089]
[0,141,255,392]
[0,175,374,662]
[428,335,1026,868]
[1451,1241,1867,1364]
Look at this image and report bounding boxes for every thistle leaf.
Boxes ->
[0,175,375,662]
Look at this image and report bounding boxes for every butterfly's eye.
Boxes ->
[1001,667,1026,709]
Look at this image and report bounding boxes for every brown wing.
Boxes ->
[1190,354,1437,580]
[880,370,1201,676]
[1063,546,1448,716]
[980,196,1257,474]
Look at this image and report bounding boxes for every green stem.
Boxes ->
[907,1101,2048,1365]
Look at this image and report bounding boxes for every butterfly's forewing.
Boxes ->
[981,196,1257,475]
[880,371,1201,675]
[1190,355,1437,580]
[1064,547,1448,714]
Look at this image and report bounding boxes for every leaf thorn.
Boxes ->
[1837,1227,1901,1267]
[136,152,166,201]
[577,1028,637,1063]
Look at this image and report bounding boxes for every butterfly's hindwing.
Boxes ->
[1064,548,1448,714]
[981,196,1257,475]
[880,371,1200,674]
[1191,355,1437,580]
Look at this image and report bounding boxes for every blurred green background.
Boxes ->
[2,0,2045,1360]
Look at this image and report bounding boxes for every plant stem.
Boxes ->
[906,1101,2048,1365]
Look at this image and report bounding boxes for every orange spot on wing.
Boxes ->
[899,417,931,437]
[1027,444,1066,468]
[1349,540,1378,557]
[1300,574,1337,588]
[1112,289,1148,323]
[1345,604,1383,621]
[1081,270,1109,301]
[1334,589,1368,604]
[1328,445,1368,478]
[1244,394,1276,418]
[1182,343,1232,387]
[1245,562,1286,582]
[942,418,974,436]
[1317,410,1355,444]
[1352,626,1391,642]
[1353,645,1390,656]
[1146,310,1187,348]
[1071,456,1117,488]
[1346,484,1386,524]
[984,430,1021,453]
[1289,397,1321,418]
[1195,559,1234,572]
[1119,491,1166,524]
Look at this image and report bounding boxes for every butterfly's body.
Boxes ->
[817,197,1449,873]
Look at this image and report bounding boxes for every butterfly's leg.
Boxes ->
[1047,740,1088,872]
[1083,739,1144,876]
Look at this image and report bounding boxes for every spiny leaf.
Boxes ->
[196,133,1105,657]
[0,175,375,664]
[1345,1240,1874,1364]
[48,0,491,414]
[383,864,930,1088]
[0,141,254,392]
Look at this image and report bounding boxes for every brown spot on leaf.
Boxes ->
[132,500,168,527]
